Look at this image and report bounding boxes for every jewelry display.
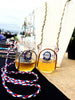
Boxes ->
[37,0,71,73]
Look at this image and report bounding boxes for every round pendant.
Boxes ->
[24,50,32,61]
[43,51,51,61]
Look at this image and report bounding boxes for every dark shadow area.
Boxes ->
[0,57,70,100]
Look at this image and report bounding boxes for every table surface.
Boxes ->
[0,56,69,100]
[39,53,75,100]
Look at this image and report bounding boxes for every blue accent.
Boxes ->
[33,93,35,96]
[0,34,6,41]
[22,95,26,97]
[0,47,8,50]
[12,93,15,95]
[43,51,51,61]
[24,50,32,61]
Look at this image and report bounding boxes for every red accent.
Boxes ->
[25,95,29,98]
[35,91,37,95]
[8,90,11,92]
[14,94,18,96]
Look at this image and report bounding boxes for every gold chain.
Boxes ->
[37,0,71,51]
[37,2,47,50]
[56,0,71,50]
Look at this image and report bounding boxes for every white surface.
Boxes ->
[34,0,75,66]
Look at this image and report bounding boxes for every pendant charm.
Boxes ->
[15,50,37,71]
[24,50,32,61]
[43,51,51,61]
[38,48,57,73]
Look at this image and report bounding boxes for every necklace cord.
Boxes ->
[56,0,71,50]
[37,2,47,50]
[1,41,41,99]
[37,0,71,52]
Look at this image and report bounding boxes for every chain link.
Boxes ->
[56,0,71,50]
[37,2,47,50]
[37,0,71,51]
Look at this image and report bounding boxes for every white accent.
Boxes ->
[28,95,32,98]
